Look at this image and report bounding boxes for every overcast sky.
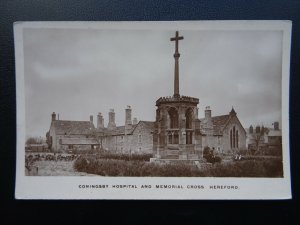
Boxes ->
[23,27,283,138]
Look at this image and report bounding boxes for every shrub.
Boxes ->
[203,146,222,163]
[202,158,283,177]
[73,155,283,177]
[74,156,204,177]
[94,153,152,162]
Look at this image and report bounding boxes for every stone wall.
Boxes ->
[200,116,246,154]
[102,123,153,154]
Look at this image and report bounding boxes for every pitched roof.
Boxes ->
[108,125,126,135]
[139,121,155,129]
[200,115,230,135]
[105,121,155,136]
[211,115,230,133]
[51,120,94,135]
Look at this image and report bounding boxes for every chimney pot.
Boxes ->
[205,106,211,119]
[125,105,132,126]
[108,109,116,130]
[97,112,104,129]
[274,122,279,130]
[52,112,56,122]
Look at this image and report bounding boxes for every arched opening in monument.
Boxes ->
[185,108,193,129]
[168,107,179,128]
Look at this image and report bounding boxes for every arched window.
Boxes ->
[185,108,193,129]
[168,108,179,128]
[233,126,236,148]
[230,130,232,148]
[236,130,239,148]
[230,126,239,149]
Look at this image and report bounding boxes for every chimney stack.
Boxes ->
[205,106,211,119]
[52,112,56,122]
[97,112,104,129]
[125,105,132,126]
[90,115,93,125]
[107,109,116,130]
[274,122,279,130]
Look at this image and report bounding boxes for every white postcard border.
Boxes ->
[14,21,292,199]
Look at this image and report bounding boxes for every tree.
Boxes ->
[26,136,43,145]
[250,127,268,155]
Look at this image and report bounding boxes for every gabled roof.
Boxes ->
[211,115,230,134]
[200,112,246,136]
[200,115,230,135]
[130,121,155,134]
[104,125,137,136]
[139,121,155,130]
[51,120,94,135]
[104,121,155,136]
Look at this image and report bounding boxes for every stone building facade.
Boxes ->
[47,112,98,152]
[246,122,282,155]
[96,106,154,154]
[200,107,247,154]
[47,108,154,154]
[46,31,246,157]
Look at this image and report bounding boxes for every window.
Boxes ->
[138,134,142,143]
[168,132,179,144]
[230,126,239,149]
[230,130,232,148]
[233,126,236,148]
[236,130,239,148]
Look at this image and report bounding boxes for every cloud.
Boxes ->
[23,27,283,137]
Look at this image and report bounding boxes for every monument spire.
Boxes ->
[170,31,184,98]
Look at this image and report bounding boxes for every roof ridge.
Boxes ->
[54,120,91,123]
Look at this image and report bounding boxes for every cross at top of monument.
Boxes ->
[170,31,184,98]
[170,31,184,54]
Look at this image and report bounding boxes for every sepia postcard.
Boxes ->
[14,21,292,199]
